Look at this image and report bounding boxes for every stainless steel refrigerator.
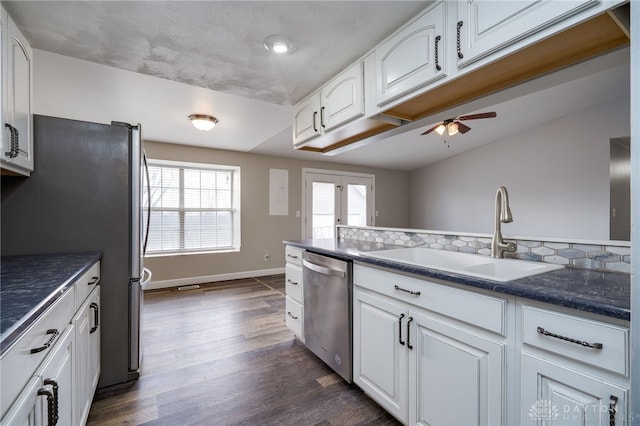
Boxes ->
[0,114,151,387]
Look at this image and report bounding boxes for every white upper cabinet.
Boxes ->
[321,63,364,132]
[292,93,321,145]
[375,1,446,107]
[455,0,599,68]
[1,7,33,176]
[374,0,627,121]
[292,61,364,147]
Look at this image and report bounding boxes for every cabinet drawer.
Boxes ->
[285,246,304,266]
[0,288,74,418]
[75,261,101,311]
[522,305,629,376]
[285,264,303,303]
[285,296,304,341]
[354,264,506,335]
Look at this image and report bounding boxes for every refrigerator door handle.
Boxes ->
[142,267,152,286]
[129,123,143,280]
[143,152,151,256]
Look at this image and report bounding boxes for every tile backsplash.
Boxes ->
[338,226,630,274]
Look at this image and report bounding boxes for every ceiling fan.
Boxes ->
[421,111,497,137]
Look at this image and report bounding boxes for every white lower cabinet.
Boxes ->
[354,290,408,423]
[520,353,627,426]
[74,286,101,426]
[0,376,40,426]
[2,326,74,426]
[410,311,504,426]
[36,326,75,426]
[284,246,304,341]
[1,260,101,426]
[353,263,507,426]
[519,302,629,426]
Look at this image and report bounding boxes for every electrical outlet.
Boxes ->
[264,252,270,262]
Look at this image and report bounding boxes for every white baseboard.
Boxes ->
[143,267,285,291]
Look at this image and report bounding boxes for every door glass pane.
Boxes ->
[347,184,367,226]
[312,182,335,238]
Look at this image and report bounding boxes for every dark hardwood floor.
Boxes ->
[87,275,400,425]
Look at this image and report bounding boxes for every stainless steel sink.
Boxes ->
[361,247,563,282]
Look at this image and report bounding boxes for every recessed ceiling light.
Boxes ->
[263,34,295,54]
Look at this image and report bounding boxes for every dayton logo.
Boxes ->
[529,400,560,423]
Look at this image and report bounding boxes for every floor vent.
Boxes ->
[177,284,201,291]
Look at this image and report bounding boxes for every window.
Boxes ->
[145,160,240,255]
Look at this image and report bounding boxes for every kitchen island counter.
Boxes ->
[284,238,630,321]
[0,251,102,354]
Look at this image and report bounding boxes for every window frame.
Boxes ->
[145,159,241,257]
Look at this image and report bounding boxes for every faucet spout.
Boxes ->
[491,186,516,258]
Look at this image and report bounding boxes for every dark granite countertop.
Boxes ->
[1,251,103,354]
[284,238,630,321]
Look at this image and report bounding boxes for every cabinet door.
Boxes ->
[376,1,446,107]
[0,376,41,426]
[353,288,408,423]
[35,326,75,426]
[292,93,320,145]
[521,353,627,426]
[285,296,304,341]
[285,264,303,303]
[74,286,101,426]
[410,311,505,426]
[2,11,33,174]
[320,62,363,132]
[456,0,598,68]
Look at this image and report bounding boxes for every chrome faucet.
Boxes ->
[491,186,516,258]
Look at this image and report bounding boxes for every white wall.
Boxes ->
[409,97,629,241]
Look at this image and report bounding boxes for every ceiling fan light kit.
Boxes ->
[421,111,497,137]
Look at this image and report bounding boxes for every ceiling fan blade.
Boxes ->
[457,122,472,134]
[457,111,497,121]
[420,124,441,135]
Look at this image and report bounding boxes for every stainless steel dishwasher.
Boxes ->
[302,251,353,383]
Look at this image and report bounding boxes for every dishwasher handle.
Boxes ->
[303,259,346,279]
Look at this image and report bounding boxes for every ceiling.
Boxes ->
[4,1,427,106]
[3,1,631,171]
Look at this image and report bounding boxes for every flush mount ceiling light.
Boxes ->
[263,34,296,54]
[189,114,218,132]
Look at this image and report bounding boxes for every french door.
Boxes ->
[303,169,374,239]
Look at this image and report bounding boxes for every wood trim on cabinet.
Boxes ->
[382,12,630,122]
[296,120,398,154]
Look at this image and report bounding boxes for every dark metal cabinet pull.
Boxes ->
[536,327,603,349]
[456,21,464,59]
[43,379,59,425]
[38,379,59,425]
[394,285,421,296]
[38,388,56,426]
[407,317,414,350]
[320,106,326,128]
[90,302,100,333]
[287,254,299,260]
[287,278,299,286]
[287,311,298,320]
[313,111,318,132]
[30,329,60,354]
[435,35,442,71]
[88,276,100,285]
[609,395,618,426]
[4,123,19,158]
[398,313,405,346]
